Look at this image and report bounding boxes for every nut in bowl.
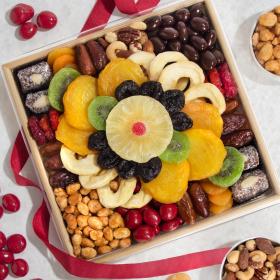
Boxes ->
[220,237,280,280]
[250,5,280,79]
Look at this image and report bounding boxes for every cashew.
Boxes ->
[121,189,152,209]
[129,42,142,52]
[105,32,118,43]
[235,267,254,280]
[249,250,267,262]
[245,240,256,251]
[265,261,274,268]
[267,267,276,280]
[79,169,118,190]
[267,246,280,262]
[225,263,240,273]
[227,250,240,264]
[106,41,128,60]
[129,51,155,71]
[130,21,147,30]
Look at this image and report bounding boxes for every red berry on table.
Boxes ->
[11,259,29,277]
[7,234,26,254]
[133,225,156,242]
[0,250,14,264]
[0,232,6,250]
[125,210,142,230]
[159,204,178,221]
[37,11,57,29]
[143,208,161,227]
[0,206,3,219]
[19,22,37,40]
[2,194,20,212]
[0,264,8,280]
[10,3,34,25]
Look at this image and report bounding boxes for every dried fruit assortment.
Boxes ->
[222,238,280,280]
[13,2,271,259]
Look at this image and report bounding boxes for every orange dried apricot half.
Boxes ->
[201,181,227,195]
[55,116,94,156]
[47,47,75,66]
[97,58,147,97]
[182,101,223,137]
[53,54,75,73]
[183,128,226,181]
[142,161,190,204]
[210,198,233,214]
[63,75,97,131]
[208,189,232,206]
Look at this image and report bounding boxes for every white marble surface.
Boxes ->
[1,1,280,279]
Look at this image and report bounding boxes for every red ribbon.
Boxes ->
[8,0,230,278]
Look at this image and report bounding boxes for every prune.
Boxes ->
[97,148,121,169]
[117,160,137,179]
[115,80,139,101]
[137,157,162,183]
[88,131,108,151]
[170,112,193,131]
[49,170,78,188]
[139,81,163,100]
[160,90,185,113]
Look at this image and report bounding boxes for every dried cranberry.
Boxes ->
[0,264,8,280]
[125,210,142,230]
[159,204,178,221]
[11,259,29,277]
[133,225,156,242]
[2,194,20,212]
[0,250,14,264]
[143,208,161,226]
[7,234,26,254]
[0,232,6,250]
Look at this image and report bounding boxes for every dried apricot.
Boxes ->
[53,54,76,73]
[55,116,94,156]
[208,189,232,206]
[201,181,227,195]
[210,198,233,214]
[47,47,75,66]
[98,58,147,97]
[183,129,226,181]
[182,101,223,137]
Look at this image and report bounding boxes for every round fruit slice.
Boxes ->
[182,101,223,137]
[63,75,97,130]
[47,47,75,66]
[142,161,190,203]
[88,96,118,130]
[184,128,227,181]
[48,68,80,112]
[98,58,147,97]
[55,116,93,156]
[160,130,190,163]
[209,146,245,188]
[106,96,173,163]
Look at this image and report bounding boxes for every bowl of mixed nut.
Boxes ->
[220,237,280,280]
[251,5,280,79]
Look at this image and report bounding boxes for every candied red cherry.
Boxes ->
[0,250,14,264]
[7,234,26,254]
[159,204,178,221]
[2,194,20,212]
[139,204,152,214]
[133,225,156,242]
[11,259,29,277]
[143,208,161,227]
[37,11,57,29]
[0,232,6,250]
[0,264,8,280]
[19,22,37,39]
[115,207,128,218]
[161,217,181,232]
[10,3,34,25]
[153,225,160,235]
[0,206,3,219]
[125,210,142,230]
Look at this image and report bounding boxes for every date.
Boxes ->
[189,183,209,218]
[86,40,108,72]
[177,192,196,224]
[222,114,247,135]
[222,129,254,148]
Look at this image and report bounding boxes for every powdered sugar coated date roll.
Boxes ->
[239,145,259,171]
[17,61,52,93]
[232,169,269,203]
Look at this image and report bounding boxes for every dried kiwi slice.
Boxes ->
[209,146,245,188]
[88,96,118,130]
[48,68,80,111]
[160,130,190,163]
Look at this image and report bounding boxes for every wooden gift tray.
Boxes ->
[2,0,280,263]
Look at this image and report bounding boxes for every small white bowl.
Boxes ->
[219,237,280,279]
[249,8,280,82]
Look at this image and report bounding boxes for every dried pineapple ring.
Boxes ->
[121,189,152,209]
[158,61,204,91]
[184,83,226,114]
[129,51,155,71]
[60,145,101,176]
[97,177,137,208]
[149,51,188,81]
[79,169,118,189]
